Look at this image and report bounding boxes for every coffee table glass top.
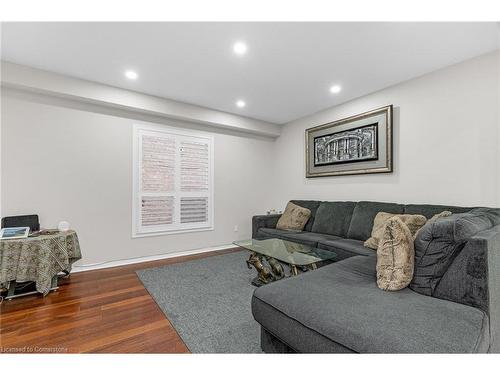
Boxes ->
[233,238,337,266]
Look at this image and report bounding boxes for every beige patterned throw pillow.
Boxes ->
[377,217,415,291]
[428,210,453,223]
[276,202,311,231]
[364,212,427,250]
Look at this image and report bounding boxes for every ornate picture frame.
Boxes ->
[305,105,393,177]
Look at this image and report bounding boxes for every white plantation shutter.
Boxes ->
[141,135,175,192]
[141,196,174,226]
[180,140,209,192]
[180,197,209,223]
[179,138,210,224]
[133,125,213,236]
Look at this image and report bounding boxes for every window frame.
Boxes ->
[132,123,214,238]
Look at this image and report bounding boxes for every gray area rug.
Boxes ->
[136,251,261,353]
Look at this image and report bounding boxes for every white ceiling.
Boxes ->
[1,22,498,124]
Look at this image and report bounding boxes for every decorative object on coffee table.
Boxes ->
[245,253,277,285]
[234,238,336,286]
[305,105,393,177]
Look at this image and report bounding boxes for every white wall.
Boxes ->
[271,51,500,209]
[1,89,276,266]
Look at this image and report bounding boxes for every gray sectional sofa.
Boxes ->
[251,200,500,353]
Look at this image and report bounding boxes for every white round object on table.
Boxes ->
[58,221,70,232]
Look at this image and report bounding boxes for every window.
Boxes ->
[133,124,214,237]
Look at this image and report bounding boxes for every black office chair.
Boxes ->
[1,215,40,232]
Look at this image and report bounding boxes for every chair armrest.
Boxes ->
[252,214,281,239]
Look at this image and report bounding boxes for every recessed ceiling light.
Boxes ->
[233,42,247,55]
[236,100,246,108]
[330,84,342,94]
[125,70,138,80]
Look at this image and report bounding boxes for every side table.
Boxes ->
[0,230,82,299]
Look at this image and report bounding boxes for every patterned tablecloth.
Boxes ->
[0,230,82,295]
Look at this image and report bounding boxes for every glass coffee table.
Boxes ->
[233,238,337,286]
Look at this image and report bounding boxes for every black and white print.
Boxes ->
[313,124,378,166]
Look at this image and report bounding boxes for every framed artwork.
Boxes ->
[305,105,393,177]
[0,226,30,240]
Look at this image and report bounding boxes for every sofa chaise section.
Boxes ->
[252,256,490,353]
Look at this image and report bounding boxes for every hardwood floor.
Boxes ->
[0,248,241,353]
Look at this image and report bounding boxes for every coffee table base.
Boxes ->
[246,252,317,287]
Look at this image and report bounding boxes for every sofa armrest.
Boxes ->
[252,214,281,239]
[423,224,500,353]
[480,225,500,353]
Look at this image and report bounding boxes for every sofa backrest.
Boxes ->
[404,203,473,219]
[310,201,356,237]
[293,200,474,241]
[347,201,404,240]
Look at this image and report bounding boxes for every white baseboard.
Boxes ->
[71,244,236,273]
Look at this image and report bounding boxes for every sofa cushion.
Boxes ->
[347,201,404,241]
[311,201,356,237]
[258,228,341,247]
[376,217,415,291]
[404,204,473,219]
[411,208,500,296]
[290,200,321,232]
[257,307,355,353]
[258,227,299,240]
[276,202,311,231]
[280,232,342,248]
[317,238,373,260]
[252,255,489,353]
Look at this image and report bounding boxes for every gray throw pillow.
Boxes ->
[410,208,500,295]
